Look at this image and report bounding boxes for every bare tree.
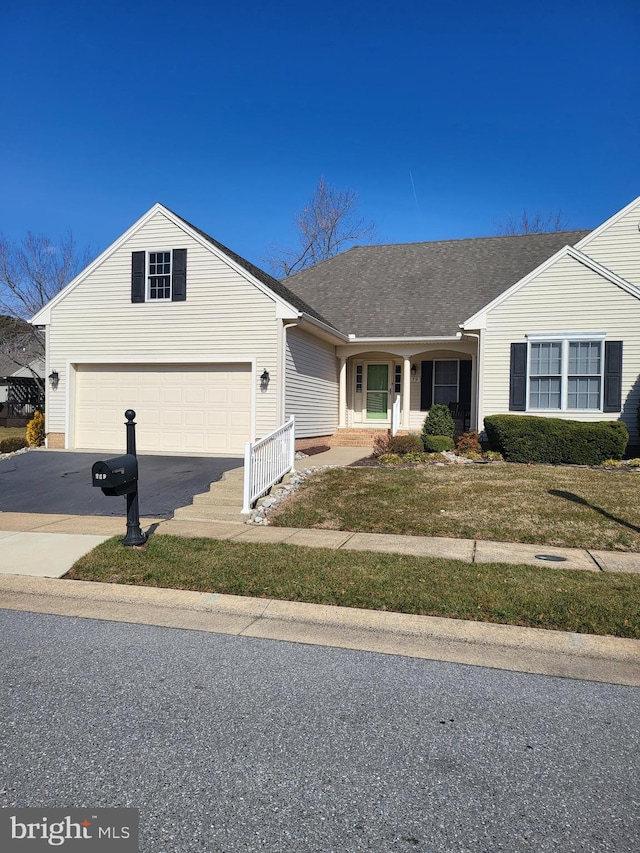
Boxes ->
[266,176,377,277]
[0,231,92,380]
[495,210,569,235]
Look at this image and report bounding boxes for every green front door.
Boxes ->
[366,364,389,420]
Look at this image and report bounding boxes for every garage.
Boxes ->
[73,363,252,454]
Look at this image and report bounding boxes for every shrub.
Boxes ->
[26,410,46,447]
[482,450,504,462]
[372,433,391,457]
[461,450,484,461]
[627,458,640,468]
[422,404,455,440]
[601,459,623,468]
[423,434,455,452]
[378,453,402,466]
[386,434,424,455]
[403,451,433,464]
[456,431,481,454]
[484,414,629,465]
[0,436,28,453]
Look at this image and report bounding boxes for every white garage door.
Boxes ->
[74,364,252,454]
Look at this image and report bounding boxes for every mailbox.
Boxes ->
[92,454,138,496]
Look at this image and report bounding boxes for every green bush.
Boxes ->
[422,404,455,440]
[484,414,629,465]
[423,434,455,452]
[378,453,402,465]
[0,436,28,453]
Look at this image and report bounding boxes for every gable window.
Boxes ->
[131,249,187,303]
[148,252,172,300]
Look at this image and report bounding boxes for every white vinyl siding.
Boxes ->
[46,210,280,444]
[285,326,339,437]
[480,252,640,439]
[577,200,640,289]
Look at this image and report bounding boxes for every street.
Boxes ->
[2,609,638,852]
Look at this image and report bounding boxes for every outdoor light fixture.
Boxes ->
[48,370,59,388]
[260,368,270,390]
[411,363,417,376]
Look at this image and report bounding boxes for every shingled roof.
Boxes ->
[284,230,590,338]
[167,208,339,331]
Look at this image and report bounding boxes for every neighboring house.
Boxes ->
[0,355,45,426]
[31,197,640,454]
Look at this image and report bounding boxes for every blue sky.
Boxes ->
[1,0,638,270]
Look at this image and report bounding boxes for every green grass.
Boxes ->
[0,426,27,439]
[66,535,640,638]
[270,464,640,551]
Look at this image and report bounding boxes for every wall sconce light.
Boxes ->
[410,363,417,376]
[48,370,59,388]
[260,368,270,391]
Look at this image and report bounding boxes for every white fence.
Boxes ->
[242,416,295,513]
[391,396,401,436]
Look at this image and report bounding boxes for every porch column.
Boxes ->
[338,357,347,428]
[402,357,411,428]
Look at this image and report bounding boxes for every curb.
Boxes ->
[1,574,638,687]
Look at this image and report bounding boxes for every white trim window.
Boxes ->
[148,251,172,300]
[527,335,604,411]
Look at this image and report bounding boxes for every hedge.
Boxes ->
[423,434,455,452]
[0,436,29,454]
[483,414,628,465]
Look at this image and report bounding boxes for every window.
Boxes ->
[355,365,363,393]
[131,249,187,303]
[528,338,602,410]
[148,251,172,300]
[394,364,402,393]
[433,360,458,405]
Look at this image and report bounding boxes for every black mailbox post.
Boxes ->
[92,410,147,546]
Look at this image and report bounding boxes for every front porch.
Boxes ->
[333,340,478,442]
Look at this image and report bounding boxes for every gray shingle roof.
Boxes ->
[167,207,339,331]
[284,231,591,337]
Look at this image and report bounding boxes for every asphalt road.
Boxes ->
[0,450,242,517]
[2,609,638,852]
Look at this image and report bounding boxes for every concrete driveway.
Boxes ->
[0,450,243,518]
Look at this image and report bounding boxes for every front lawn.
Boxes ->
[0,426,27,440]
[270,464,640,551]
[66,535,640,638]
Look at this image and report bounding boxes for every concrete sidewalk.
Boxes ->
[1,509,640,577]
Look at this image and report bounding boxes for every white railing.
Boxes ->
[242,416,295,513]
[391,396,401,436]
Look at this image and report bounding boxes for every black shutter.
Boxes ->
[459,360,472,406]
[172,249,187,301]
[509,343,527,411]
[131,251,145,303]
[420,361,433,410]
[603,341,622,412]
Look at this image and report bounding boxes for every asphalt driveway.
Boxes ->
[0,450,243,518]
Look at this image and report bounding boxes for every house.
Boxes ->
[0,347,45,427]
[31,197,640,454]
